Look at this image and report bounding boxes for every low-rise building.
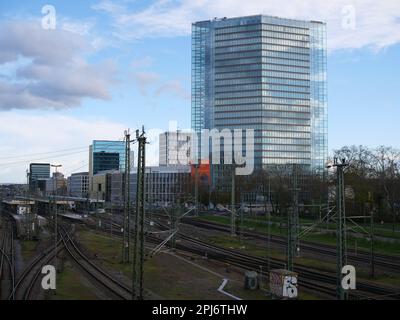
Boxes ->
[45,172,67,195]
[110,166,191,207]
[90,170,117,201]
[67,172,89,198]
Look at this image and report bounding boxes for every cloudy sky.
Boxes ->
[0,0,399,183]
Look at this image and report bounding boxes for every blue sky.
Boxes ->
[0,0,399,183]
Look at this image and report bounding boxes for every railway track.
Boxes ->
[0,217,16,300]
[11,223,133,300]
[175,233,400,300]
[89,215,400,300]
[171,236,337,298]
[176,216,400,272]
[11,236,66,300]
[58,225,132,300]
[151,216,400,299]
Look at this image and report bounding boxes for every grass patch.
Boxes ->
[77,228,227,300]
[52,261,99,300]
[20,241,38,261]
[208,235,273,258]
[207,234,337,274]
[77,228,132,278]
[198,215,400,256]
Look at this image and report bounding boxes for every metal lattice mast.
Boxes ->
[333,157,348,300]
[370,208,375,278]
[239,194,244,243]
[26,170,31,241]
[51,164,62,273]
[231,164,236,237]
[122,131,131,263]
[133,128,146,300]
[287,164,300,272]
[194,164,199,216]
[171,204,180,251]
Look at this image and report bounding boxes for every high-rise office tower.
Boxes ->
[192,15,327,175]
[29,163,50,192]
[89,140,126,176]
[89,140,126,194]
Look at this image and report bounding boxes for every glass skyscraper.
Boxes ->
[29,163,51,192]
[89,140,126,176]
[89,140,126,197]
[192,15,328,175]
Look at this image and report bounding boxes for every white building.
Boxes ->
[159,131,191,166]
[110,165,191,207]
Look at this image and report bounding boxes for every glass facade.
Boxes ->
[89,140,126,175]
[191,15,328,174]
[68,172,89,198]
[29,163,51,181]
[29,163,51,191]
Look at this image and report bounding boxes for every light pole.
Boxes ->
[51,164,62,273]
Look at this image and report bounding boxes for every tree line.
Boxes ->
[186,145,400,228]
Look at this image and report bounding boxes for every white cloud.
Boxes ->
[0,113,163,183]
[155,80,190,100]
[60,18,95,36]
[92,0,126,15]
[0,20,117,111]
[94,0,400,52]
[0,113,127,183]
[131,56,154,69]
[133,71,161,95]
[132,71,189,100]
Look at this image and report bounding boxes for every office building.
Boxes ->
[67,172,89,198]
[29,163,50,193]
[89,140,126,176]
[89,140,126,194]
[192,15,328,175]
[45,172,67,195]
